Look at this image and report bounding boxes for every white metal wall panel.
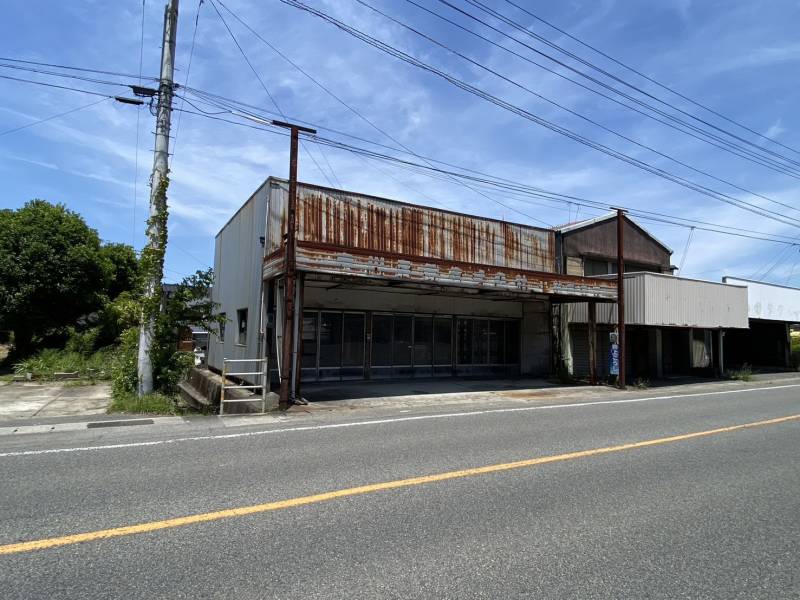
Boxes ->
[723,277,800,322]
[208,181,269,373]
[568,273,748,328]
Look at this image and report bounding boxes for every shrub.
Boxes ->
[110,327,139,395]
[725,363,753,382]
[64,327,100,355]
[108,390,179,415]
[13,347,113,380]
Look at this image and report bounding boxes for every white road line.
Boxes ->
[1,383,799,458]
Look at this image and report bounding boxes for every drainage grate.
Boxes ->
[87,419,155,429]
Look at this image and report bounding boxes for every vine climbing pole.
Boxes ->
[137,0,179,396]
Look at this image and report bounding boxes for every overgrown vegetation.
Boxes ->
[0,198,220,415]
[111,269,218,399]
[633,377,650,389]
[791,332,800,370]
[725,363,753,381]
[13,347,113,381]
[108,390,181,415]
[0,201,138,355]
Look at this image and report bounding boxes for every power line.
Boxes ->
[0,97,109,137]
[167,97,791,242]
[0,56,157,82]
[175,92,800,244]
[169,102,800,248]
[426,1,800,179]
[178,87,800,244]
[0,74,116,98]
[499,0,800,157]
[355,0,800,216]
[278,0,800,231]
[206,0,340,189]
[399,0,800,181]
[172,0,204,159]
[213,0,558,225]
[463,0,800,172]
[132,0,146,249]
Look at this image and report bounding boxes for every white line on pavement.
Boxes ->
[1,383,799,458]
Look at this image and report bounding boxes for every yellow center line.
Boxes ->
[2,413,798,556]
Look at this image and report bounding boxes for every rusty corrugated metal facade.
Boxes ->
[263,178,617,300]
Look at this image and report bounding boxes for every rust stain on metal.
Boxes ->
[293,187,557,272]
[267,183,609,294]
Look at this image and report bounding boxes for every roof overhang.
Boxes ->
[264,243,618,303]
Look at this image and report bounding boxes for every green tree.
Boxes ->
[113,268,218,395]
[0,200,113,353]
[99,243,139,300]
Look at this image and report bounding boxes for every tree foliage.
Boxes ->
[113,268,218,395]
[99,243,139,300]
[0,200,139,353]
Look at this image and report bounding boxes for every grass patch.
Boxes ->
[725,363,753,382]
[108,391,181,415]
[13,348,113,381]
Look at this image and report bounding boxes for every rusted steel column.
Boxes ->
[588,300,597,385]
[293,274,305,400]
[616,208,626,389]
[273,120,316,408]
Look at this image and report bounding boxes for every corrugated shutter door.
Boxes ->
[571,325,589,376]
[597,327,611,377]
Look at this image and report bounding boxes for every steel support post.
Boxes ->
[616,208,626,389]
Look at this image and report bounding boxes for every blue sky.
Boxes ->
[1,0,799,284]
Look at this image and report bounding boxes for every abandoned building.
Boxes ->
[721,277,800,369]
[556,213,749,380]
[208,178,618,390]
[208,180,798,399]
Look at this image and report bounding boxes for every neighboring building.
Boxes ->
[556,212,675,276]
[557,214,749,379]
[208,178,618,386]
[567,273,748,379]
[721,277,800,368]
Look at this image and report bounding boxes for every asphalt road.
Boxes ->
[1,383,798,599]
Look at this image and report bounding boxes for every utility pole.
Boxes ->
[137,0,179,396]
[615,208,626,389]
[273,120,316,409]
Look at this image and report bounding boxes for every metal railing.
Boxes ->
[220,358,269,416]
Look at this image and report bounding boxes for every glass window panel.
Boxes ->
[505,320,520,364]
[474,320,489,364]
[342,313,365,367]
[371,314,392,367]
[584,259,611,276]
[457,318,473,364]
[301,312,318,368]
[319,312,342,367]
[236,308,248,345]
[393,315,413,365]
[489,320,504,364]
[434,318,452,365]
[413,316,433,366]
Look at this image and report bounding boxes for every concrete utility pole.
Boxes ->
[616,208,626,389]
[273,120,316,409]
[137,0,179,396]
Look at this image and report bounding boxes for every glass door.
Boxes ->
[370,313,393,379]
[318,311,342,381]
[413,315,433,377]
[341,313,365,380]
[433,317,453,376]
[392,315,413,378]
[300,311,319,382]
